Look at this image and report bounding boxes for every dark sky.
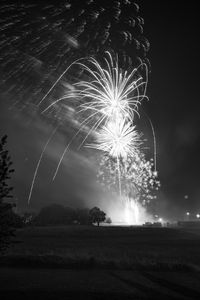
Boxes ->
[140,1,200,213]
[0,0,200,219]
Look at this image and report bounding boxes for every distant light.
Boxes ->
[154,214,158,218]
[186,212,190,216]
[158,218,163,222]
[184,195,189,199]
[196,214,200,219]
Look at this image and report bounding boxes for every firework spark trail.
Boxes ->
[141,109,157,173]
[147,116,157,172]
[51,102,109,181]
[28,125,59,204]
[52,112,108,181]
[42,55,148,121]
[38,57,84,107]
[116,156,122,196]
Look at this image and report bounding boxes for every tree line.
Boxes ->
[24,204,110,227]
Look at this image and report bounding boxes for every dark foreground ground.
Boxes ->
[1,225,200,299]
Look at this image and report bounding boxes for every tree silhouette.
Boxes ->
[89,207,106,226]
[0,135,15,252]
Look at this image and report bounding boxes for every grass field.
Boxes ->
[1,225,200,299]
[2,225,200,270]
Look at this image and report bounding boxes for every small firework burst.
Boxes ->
[87,120,142,159]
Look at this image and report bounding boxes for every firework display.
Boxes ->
[41,51,159,220]
[0,1,159,223]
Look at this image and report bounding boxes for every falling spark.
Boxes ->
[28,126,59,204]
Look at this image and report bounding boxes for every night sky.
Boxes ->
[141,1,200,214]
[0,0,200,219]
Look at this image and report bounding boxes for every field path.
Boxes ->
[1,267,200,299]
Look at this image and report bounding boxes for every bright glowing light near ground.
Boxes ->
[186,212,190,216]
[105,196,154,225]
[196,214,200,219]
[124,200,139,225]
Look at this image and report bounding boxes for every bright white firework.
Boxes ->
[43,51,148,130]
[75,52,148,123]
[88,119,142,159]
